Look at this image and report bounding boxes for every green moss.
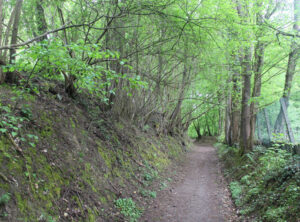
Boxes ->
[0,85,187,222]
[100,196,107,204]
[39,112,54,139]
[70,117,77,129]
[15,192,28,215]
[115,122,124,130]
[97,142,114,170]
[12,144,68,220]
[81,163,98,193]
[87,207,98,222]
[70,117,76,129]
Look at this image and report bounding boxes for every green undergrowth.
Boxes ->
[0,85,186,221]
[216,143,300,222]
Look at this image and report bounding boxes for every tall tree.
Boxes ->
[274,0,300,133]
[35,0,48,40]
[6,0,23,83]
[236,0,253,154]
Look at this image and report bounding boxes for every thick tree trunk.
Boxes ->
[6,0,23,84]
[9,0,23,64]
[36,0,48,41]
[230,66,240,146]
[240,47,252,154]
[235,0,253,153]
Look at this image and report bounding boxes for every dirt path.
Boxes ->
[142,142,238,222]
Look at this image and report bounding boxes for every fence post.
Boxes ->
[264,108,272,142]
[256,113,261,141]
[280,97,295,143]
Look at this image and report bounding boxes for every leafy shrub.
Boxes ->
[114,198,142,222]
[218,143,300,221]
[229,181,243,207]
[0,193,10,205]
[0,98,38,148]
[142,161,158,183]
[8,40,147,102]
[140,189,157,198]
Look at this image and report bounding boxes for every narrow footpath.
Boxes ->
[142,141,239,222]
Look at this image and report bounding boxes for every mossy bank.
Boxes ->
[0,85,187,222]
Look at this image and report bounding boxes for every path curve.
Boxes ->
[142,142,238,222]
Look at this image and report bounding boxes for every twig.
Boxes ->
[8,133,24,157]
[0,172,9,183]
[0,14,109,50]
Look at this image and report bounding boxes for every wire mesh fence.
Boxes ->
[256,98,300,155]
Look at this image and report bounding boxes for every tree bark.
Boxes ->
[9,0,23,64]
[230,59,241,146]
[235,0,253,154]
[36,0,48,41]
[224,92,232,144]
[240,47,252,154]
[6,0,23,84]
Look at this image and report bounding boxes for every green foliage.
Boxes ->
[229,181,243,207]
[159,181,168,190]
[139,189,157,198]
[114,198,142,222]
[142,161,158,183]
[8,39,147,102]
[0,101,27,138]
[0,193,11,218]
[0,91,38,148]
[0,193,10,205]
[218,144,300,221]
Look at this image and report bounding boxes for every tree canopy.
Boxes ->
[0,0,299,151]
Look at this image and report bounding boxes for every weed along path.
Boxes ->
[142,141,238,222]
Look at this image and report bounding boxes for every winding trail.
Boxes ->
[142,141,238,222]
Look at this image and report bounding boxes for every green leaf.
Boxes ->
[0,128,7,133]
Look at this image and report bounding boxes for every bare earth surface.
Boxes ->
[142,142,239,222]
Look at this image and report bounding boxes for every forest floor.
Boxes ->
[141,139,240,222]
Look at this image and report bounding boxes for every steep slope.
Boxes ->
[0,85,186,222]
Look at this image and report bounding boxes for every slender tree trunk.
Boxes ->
[224,93,232,144]
[2,4,16,62]
[250,41,264,147]
[0,0,4,83]
[57,5,77,97]
[0,0,3,51]
[168,41,188,134]
[274,0,300,133]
